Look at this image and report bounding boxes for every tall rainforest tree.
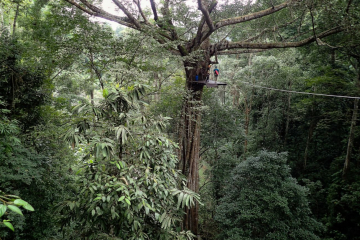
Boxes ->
[215,151,324,240]
[59,0,354,235]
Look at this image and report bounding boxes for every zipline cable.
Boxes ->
[239,81,360,99]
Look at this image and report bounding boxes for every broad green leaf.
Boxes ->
[102,88,109,98]
[7,205,23,216]
[177,192,184,209]
[160,212,166,222]
[93,196,102,201]
[137,202,143,211]
[0,205,6,218]
[118,196,125,202]
[125,198,131,205]
[13,199,28,206]
[3,221,14,231]
[23,204,34,212]
[12,199,34,212]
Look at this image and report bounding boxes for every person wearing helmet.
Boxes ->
[213,66,219,81]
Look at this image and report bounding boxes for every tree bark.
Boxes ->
[344,99,358,174]
[244,97,250,154]
[178,51,211,236]
[12,2,20,36]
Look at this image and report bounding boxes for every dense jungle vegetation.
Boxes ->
[1,0,360,239]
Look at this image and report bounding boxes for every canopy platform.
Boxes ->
[190,80,227,88]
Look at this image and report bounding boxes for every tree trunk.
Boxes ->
[12,2,20,36]
[344,98,358,175]
[90,70,94,106]
[244,97,250,154]
[178,56,210,236]
[243,54,253,154]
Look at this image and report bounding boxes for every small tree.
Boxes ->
[59,86,200,239]
[215,151,323,240]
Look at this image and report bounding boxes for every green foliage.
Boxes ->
[0,33,50,129]
[215,151,324,240]
[1,0,359,239]
[325,164,360,240]
[58,86,199,239]
[0,98,76,239]
[0,190,34,231]
[0,25,76,239]
[212,47,360,239]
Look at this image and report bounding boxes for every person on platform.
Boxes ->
[213,66,219,81]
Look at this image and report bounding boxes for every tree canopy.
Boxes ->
[1,0,360,239]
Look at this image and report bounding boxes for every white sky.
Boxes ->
[96,0,252,29]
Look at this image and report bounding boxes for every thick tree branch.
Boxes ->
[162,0,178,40]
[346,0,354,14]
[211,27,343,54]
[112,0,141,29]
[192,0,217,50]
[214,1,291,30]
[198,0,215,31]
[217,49,267,55]
[79,0,102,13]
[163,0,171,21]
[149,0,159,22]
[64,0,92,15]
[64,0,136,29]
[64,0,175,43]
[308,3,319,45]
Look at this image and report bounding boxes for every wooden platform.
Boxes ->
[190,80,227,88]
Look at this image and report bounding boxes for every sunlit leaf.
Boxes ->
[3,221,14,231]
[7,205,23,216]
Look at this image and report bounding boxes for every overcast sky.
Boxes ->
[97,0,248,29]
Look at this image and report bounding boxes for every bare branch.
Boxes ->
[64,0,93,15]
[133,0,149,24]
[112,0,141,29]
[214,1,291,30]
[163,0,171,20]
[198,0,215,31]
[192,0,217,49]
[217,49,267,55]
[346,0,354,14]
[149,0,159,21]
[163,0,178,40]
[211,27,343,53]
[308,3,319,45]
[64,0,136,29]
[79,0,103,13]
